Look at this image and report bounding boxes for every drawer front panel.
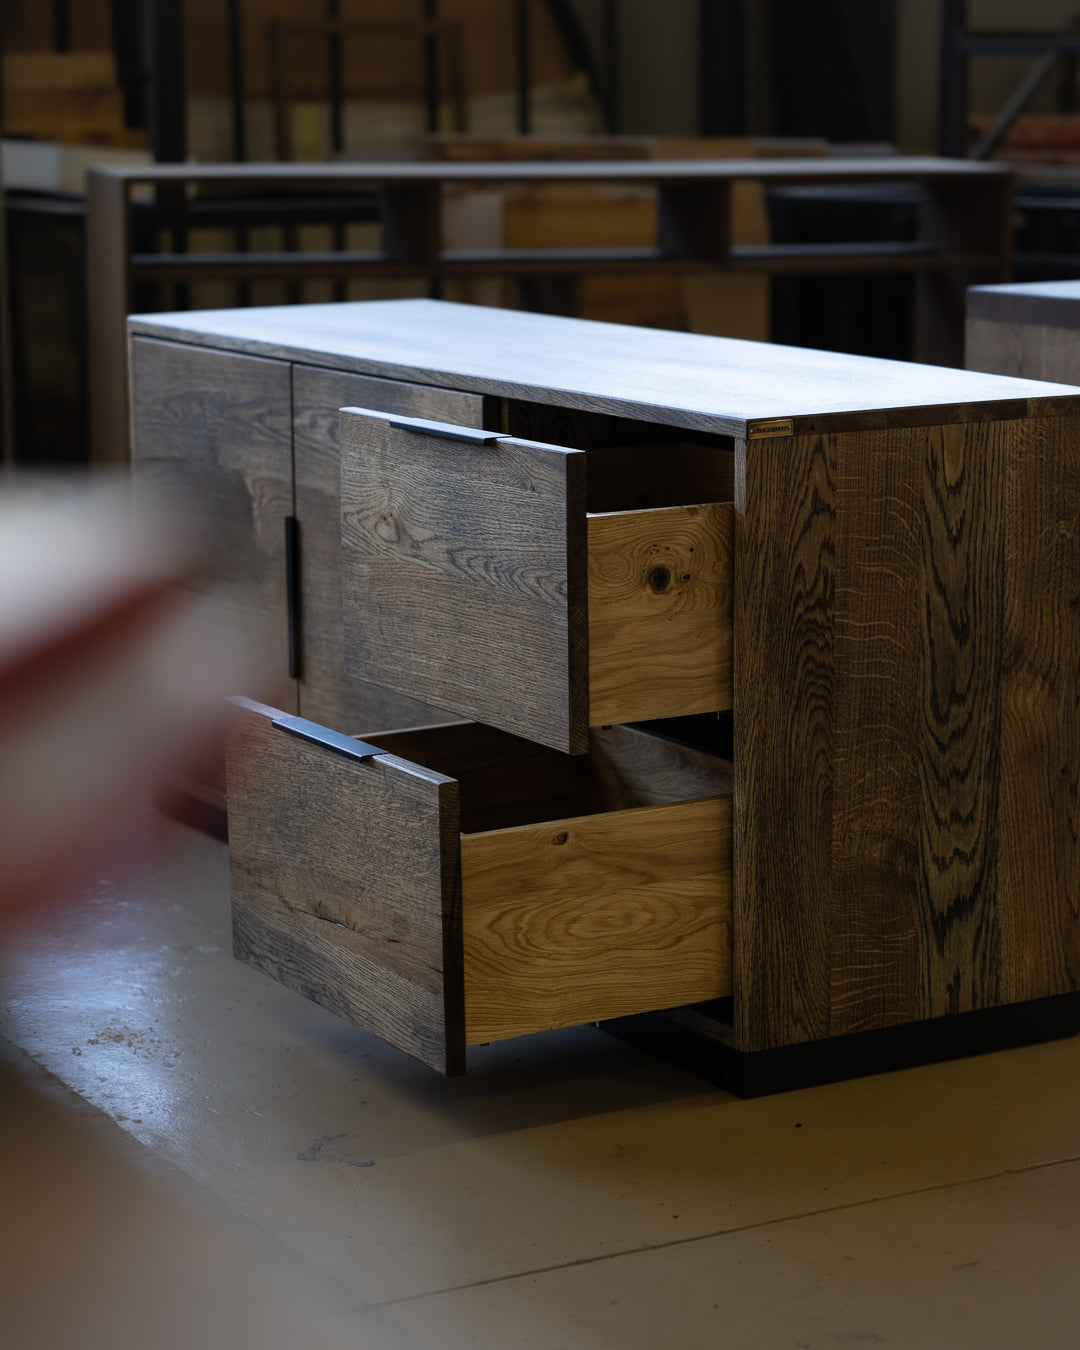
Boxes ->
[461,795,732,1044]
[228,710,733,1075]
[340,409,589,753]
[131,336,294,706]
[340,408,734,752]
[292,365,488,730]
[227,698,464,1074]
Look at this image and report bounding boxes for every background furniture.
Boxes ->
[130,297,1080,1077]
[966,275,1080,380]
[92,155,1014,463]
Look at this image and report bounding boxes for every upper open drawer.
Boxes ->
[339,408,734,754]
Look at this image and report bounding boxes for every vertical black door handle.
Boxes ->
[284,515,301,680]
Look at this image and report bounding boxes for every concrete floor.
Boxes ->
[3,812,1080,1348]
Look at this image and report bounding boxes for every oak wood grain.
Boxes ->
[587,723,735,809]
[227,699,465,1074]
[130,336,295,708]
[461,796,732,1044]
[737,415,1080,1051]
[588,502,733,724]
[999,414,1080,1003]
[736,429,836,1048]
[340,409,589,754]
[230,708,733,1067]
[291,363,488,729]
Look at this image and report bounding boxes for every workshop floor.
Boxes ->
[3,813,1080,1349]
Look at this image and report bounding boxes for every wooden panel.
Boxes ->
[736,429,836,1049]
[736,415,1080,1052]
[340,410,589,754]
[966,318,1080,385]
[831,422,1004,1032]
[588,502,733,725]
[999,414,1080,1002]
[587,724,734,810]
[461,797,732,1044]
[131,336,295,708]
[291,363,487,728]
[131,298,1080,443]
[227,700,464,1075]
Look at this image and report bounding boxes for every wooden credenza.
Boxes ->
[129,299,1080,1076]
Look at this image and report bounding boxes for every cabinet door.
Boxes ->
[291,364,489,729]
[131,337,295,711]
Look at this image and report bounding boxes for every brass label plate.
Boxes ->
[746,418,794,440]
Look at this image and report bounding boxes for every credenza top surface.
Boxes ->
[968,279,1080,332]
[130,299,1080,436]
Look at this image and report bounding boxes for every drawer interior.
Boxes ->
[585,443,735,727]
[360,719,732,835]
[584,440,735,514]
[362,721,734,1046]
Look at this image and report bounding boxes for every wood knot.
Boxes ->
[647,564,672,594]
[375,513,400,543]
[552,831,569,846]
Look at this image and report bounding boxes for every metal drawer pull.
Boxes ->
[383,412,501,445]
[272,714,385,763]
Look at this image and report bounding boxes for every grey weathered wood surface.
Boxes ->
[292,363,490,729]
[130,336,295,709]
[340,408,589,754]
[735,416,1080,1051]
[227,698,465,1074]
[129,300,1080,441]
[967,279,1080,383]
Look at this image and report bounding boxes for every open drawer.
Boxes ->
[339,408,734,754]
[227,698,733,1075]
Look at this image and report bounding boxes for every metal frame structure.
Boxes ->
[938,0,1080,159]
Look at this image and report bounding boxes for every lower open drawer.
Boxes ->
[227,699,733,1074]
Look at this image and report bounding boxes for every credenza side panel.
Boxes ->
[735,416,1080,1051]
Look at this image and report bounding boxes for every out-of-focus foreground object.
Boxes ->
[0,481,253,916]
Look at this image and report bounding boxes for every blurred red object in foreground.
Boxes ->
[0,480,254,918]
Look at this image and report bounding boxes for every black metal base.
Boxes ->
[603,993,1080,1098]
